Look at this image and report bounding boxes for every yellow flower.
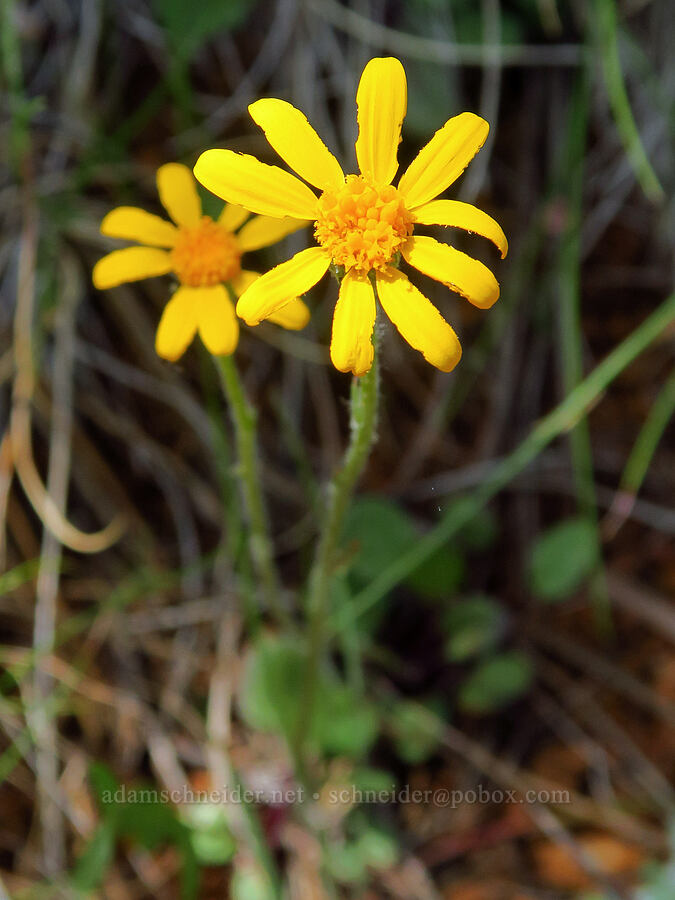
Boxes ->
[194,57,507,376]
[93,163,311,361]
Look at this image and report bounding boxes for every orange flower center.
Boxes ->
[314,175,414,273]
[171,216,241,287]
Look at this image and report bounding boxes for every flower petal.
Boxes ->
[218,203,249,232]
[330,268,376,376]
[194,149,319,220]
[197,284,239,356]
[413,199,508,258]
[237,215,310,252]
[355,57,407,186]
[267,298,311,330]
[92,247,172,289]
[232,270,309,328]
[155,286,199,361]
[236,247,330,325]
[402,235,499,309]
[230,269,259,297]
[376,268,461,372]
[156,163,202,227]
[248,98,344,191]
[398,113,489,209]
[100,207,178,247]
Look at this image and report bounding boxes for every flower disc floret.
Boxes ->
[314,175,413,273]
[171,216,242,287]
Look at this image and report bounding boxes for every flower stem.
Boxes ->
[294,330,380,773]
[214,354,283,621]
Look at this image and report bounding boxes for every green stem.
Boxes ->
[557,70,610,627]
[214,355,283,621]
[593,0,664,204]
[337,290,675,632]
[294,332,380,772]
[621,368,675,494]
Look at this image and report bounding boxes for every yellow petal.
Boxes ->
[402,235,499,309]
[398,112,489,209]
[194,149,319,220]
[155,286,199,361]
[156,163,202,227]
[236,247,330,325]
[413,199,508,258]
[92,247,172,289]
[355,57,407,185]
[248,98,344,191]
[237,215,310,252]
[230,269,259,297]
[231,268,309,327]
[376,268,462,372]
[267,298,311,330]
[100,207,178,247]
[330,268,376,376]
[197,284,239,356]
[218,203,249,232]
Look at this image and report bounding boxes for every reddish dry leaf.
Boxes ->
[532,832,644,890]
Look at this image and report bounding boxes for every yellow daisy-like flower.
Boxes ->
[193,57,507,376]
[93,162,311,361]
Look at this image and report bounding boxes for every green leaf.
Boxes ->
[315,684,378,758]
[529,517,599,602]
[71,821,116,891]
[458,651,534,714]
[350,767,396,795]
[405,544,465,599]
[231,865,277,900]
[344,496,465,601]
[389,699,443,764]
[239,635,376,757]
[89,762,121,812]
[0,559,41,597]
[457,504,499,551]
[356,827,399,870]
[443,595,505,662]
[151,0,255,62]
[325,842,367,884]
[86,764,198,899]
[343,497,417,585]
[238,635,307,737]
[182,803,236,866]
[117,799,184,850]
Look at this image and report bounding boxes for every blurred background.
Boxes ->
[1,0,674,897]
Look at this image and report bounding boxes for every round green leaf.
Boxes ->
[530,517,599,602]
[443,595,505,662]
[389,699,443,764]
[231,866,276,900]
[325,842,367,884]
[356,827,399,871]
[315,684,379,758]
[238,636,306,736]
[458,651,534,714]
[183,804,236,866]
[343,497,417,585]
[405,545,465,599]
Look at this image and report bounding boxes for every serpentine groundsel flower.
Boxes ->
[194,57,507,375]
[93,163,311,361]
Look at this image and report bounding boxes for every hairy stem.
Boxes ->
[215,355,283,621]
[294,331,380,773]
